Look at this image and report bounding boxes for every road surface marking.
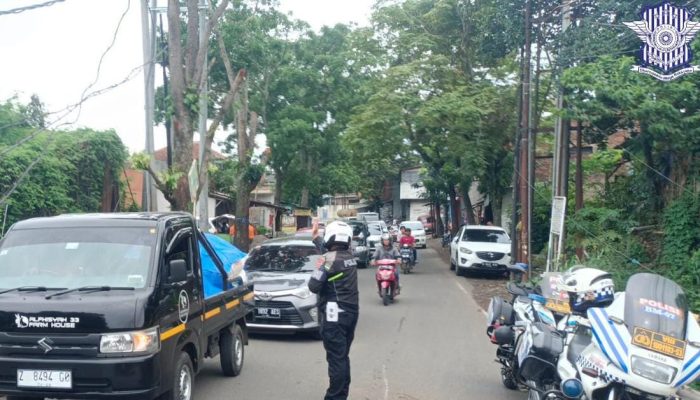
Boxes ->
[383,364,389,400]
[454,279,489,318]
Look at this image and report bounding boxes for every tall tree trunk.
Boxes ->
[101,162,114,212]
[435,202,444,236]
[234,179,252,252]
[449,185,460,234]
[273,167,283,205]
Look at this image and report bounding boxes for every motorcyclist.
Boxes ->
[372,233,400,293]
[399,227,417,265]
[308,219,359,400]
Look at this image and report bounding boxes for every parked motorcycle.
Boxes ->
[400,244,414,274]
[557,273,700,399]
[375,259,399,306]
[441,232,452,248]
[487,265,560,393]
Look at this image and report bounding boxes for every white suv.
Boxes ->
[450,225,511,276]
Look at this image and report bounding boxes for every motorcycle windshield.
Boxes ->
[624,273,688,339]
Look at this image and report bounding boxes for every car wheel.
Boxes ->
[456,266,464,277]
[220,324,244,377]
[162,352,194,400]
[450,259,456,271]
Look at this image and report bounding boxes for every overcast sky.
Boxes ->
[0,0,373,153]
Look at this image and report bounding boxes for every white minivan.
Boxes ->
[399,221,427,248]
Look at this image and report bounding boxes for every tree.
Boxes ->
[136,0,245,212]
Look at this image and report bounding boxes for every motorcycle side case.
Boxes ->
[519,322,565,382]
[487,296,514,327]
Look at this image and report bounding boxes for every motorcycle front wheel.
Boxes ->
[381,287,390,306]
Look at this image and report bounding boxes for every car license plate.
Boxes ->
[632,326,687,359]
[17,369,72,389]
[256,307,281,319]
[484,262,499,267]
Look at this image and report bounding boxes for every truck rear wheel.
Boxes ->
[220,324,244,377]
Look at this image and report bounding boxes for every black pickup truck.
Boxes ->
[0,213,253,400]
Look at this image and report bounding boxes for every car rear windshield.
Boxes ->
[401,222,423,231]
[0,227,157,289]
[368,224,383,235]
[246,245,321,273]
[462,229,510,244]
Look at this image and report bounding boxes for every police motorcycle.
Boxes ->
[487,264,562,393]
[556,272,700,400]
[549,267,617,400]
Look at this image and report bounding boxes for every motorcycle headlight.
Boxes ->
[100,327,160,354]
[459,247,473,255]
[631,356,676,384]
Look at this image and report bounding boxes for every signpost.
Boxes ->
[546,196,567,272]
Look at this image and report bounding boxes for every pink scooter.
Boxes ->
[375,259,399,306]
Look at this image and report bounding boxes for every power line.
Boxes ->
[73,0,132,124]
[0,0,66,16]
[0,63,146,159]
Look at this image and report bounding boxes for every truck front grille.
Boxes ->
[0,332,100,358]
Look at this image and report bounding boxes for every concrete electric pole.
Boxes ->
[196,0,210,231]
[517,0,533,275]
[141,0,158,211]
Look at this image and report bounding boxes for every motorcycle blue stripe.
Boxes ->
[682,348,700,373]
[601,308,629,355]
[676,360,700,388]
[590,308,629,373]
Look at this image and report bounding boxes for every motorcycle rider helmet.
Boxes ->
[559,266,615,314]
[323,221,353,250]
[380,233,391,247]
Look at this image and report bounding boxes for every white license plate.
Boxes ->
[256,307,281,319]
[484,262,500,267]
[17,369,72,389]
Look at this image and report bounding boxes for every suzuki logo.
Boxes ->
[37,337,54,354]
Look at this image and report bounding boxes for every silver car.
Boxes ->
[244,237,322,337]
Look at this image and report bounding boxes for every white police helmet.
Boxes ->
[323,221,353,248]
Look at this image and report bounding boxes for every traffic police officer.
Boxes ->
[309,219,359,400]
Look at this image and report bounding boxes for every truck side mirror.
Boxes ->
[168,259,188,283]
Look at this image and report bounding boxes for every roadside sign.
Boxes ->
[546,196,567,272]
[550,196,566,235]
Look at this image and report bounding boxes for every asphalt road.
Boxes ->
[194,245,524,400]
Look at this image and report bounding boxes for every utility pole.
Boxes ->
[141,0,158,211]
[549,0,573,270]
[196,0,209,231]
[574,122,584,260]
[517,0,533,277]
[158,14,172,169]
[510,47,524,267]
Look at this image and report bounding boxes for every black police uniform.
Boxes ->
[309,237,359,400]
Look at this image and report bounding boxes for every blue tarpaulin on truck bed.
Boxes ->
[199,233,247,299]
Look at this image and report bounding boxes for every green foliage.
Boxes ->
[0,98,128,228]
